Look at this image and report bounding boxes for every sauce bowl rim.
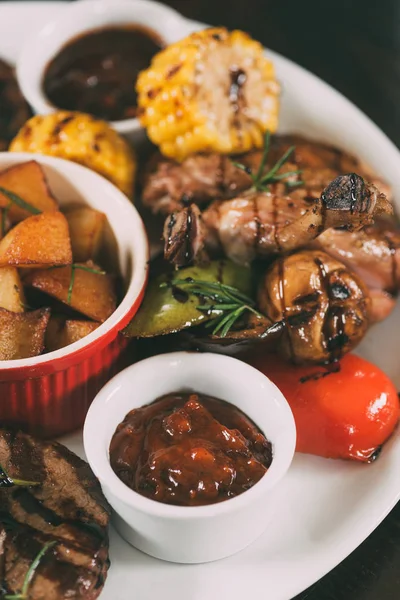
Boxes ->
[16,0,192,133]
[83,351,297,519]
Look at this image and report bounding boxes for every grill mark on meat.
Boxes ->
[272,194,281,252]
[314,258,348,362]
[165,212,176,254]
[0,430,110,600]
[278,257,295,362]
[14,488,63,526]
[7,429,46,483]
[349,173,357,214]
[184,206,194,263]
[253,196,262,250]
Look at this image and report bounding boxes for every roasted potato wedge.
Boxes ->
[0,211,72,268]
[25,261,116,322]
[124,260,253,338]
[65,206,106,262]
[46,316,100,352]
[0,160,58,222]
[0,307,50,360]
[0,267,25,312]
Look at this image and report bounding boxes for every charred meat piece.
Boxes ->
[257,250,371,364]
[163,204,206,268]
[315,219,400,322]
[142,135,392,215]
[0,59,32,150]
[142,152,253,214]
[0,429,110,600]
[164,174,392,267]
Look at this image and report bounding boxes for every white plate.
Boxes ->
[2,3,400,599]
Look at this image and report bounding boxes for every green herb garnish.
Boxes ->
[5,541,56,600]
[0,464,40,488]
[232,131,304,192]
[0,187,41,216]
[66,264,106,304]
[161,278,263,337]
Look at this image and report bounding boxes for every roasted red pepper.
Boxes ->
[247,353,399,462]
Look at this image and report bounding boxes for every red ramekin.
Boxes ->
[0,153,149,438]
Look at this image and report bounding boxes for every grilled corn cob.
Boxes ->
[9,111,136,198]
[137,28,280,161]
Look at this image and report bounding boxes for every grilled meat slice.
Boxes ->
[142,152,253,214]
[142,135,392,215]
[315,219,400,322]
[0,429,110,600]
[164,174,391,267]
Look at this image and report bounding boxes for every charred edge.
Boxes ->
[299,361,341,383]
[272,195,281,252]
[165,212,176,251]
[349,173,357,214]
[253,196,262,250]
[314,258,348,361]
[52,115,75,138]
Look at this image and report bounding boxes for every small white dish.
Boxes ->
[83,351,296,564]
[16,0,191,142]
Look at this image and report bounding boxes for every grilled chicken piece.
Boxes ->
[142,135,392,215]
[143,152,254,214]
[314,219,400,322]
[164,174,392,267]
[0,429,110,600]
[257,250,371,364]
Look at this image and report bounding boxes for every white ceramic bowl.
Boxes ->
[0,152,149,438]
[16,0,192,142]
[83,351,296,563]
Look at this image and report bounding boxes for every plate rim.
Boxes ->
[0,3,399,599]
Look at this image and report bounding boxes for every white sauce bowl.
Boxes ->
[83,351,296,563]
[16,0,193,143]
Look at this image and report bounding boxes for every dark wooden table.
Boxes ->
[10,0,400,598]
[161,1,400,598]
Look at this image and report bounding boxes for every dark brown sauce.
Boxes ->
[109,392,272,507]
[43,25,164,121]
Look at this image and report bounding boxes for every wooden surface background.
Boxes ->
[9,0,400,598]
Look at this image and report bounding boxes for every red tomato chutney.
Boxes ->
[109,393,273,507]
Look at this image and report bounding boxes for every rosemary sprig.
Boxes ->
[66,264,106,304]
[4,541,56,600]
[0,464,40,488]
[161,278,263,337]
[0,187,41,216]
[49,263,106,304]
[232,131,304,192]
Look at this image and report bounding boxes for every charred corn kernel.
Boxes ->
[10,111,136,198]
[137,27,280,161]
